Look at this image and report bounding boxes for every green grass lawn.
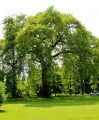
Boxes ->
[0,96,99,120]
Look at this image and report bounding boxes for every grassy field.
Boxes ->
[0,96,99,120]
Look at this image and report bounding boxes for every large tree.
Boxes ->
[16,7,91,97]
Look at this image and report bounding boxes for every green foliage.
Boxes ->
[16,6,92,97]
[16,79,35,98]
[50,73,63,96]
[0,82,6,103]
[0,7,99,97]
[3,15,26,97]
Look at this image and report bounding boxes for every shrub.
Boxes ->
[16,79,35,98]
[0,82,6,104]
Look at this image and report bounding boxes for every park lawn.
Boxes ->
[0,96,99,120]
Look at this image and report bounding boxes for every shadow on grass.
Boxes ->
[6,95,99,108]
[0,110,6,113]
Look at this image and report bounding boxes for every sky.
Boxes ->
[0,0,99,38]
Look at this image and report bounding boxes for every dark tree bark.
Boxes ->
[12,76,17,97]
[41,65,51,97]
[79,68,85,95]
[37,62,51,97]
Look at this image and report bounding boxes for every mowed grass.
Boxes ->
[0,96,99,120]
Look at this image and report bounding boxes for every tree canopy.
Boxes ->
[0,6,99,97]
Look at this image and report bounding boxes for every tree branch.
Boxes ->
[51,39,60,49]
[52,50,72,58]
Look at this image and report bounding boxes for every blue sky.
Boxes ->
[0,0,99,38]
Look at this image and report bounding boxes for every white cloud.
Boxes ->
[0,0,99,38]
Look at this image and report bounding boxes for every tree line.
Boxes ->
[0,7,99,98]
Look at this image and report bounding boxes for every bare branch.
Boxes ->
[52,50,71,58]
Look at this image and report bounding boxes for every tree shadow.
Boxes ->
[0,110,6,113]
[6,96,99,108]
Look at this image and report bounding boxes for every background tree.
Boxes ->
[3,15,25,97]
[62,54,79,95]
[0,40,5,82]
[0,82,6,104]
[90,37,99,91]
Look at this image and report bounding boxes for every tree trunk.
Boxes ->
[69,75,72,96]
[79,69,84,95]
[38,64,51,97]
[12,49,17,98]
[41,66,51,97]
[12,64,17,98]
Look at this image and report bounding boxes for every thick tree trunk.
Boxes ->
[38,64,51,97]
[41,66,51,97]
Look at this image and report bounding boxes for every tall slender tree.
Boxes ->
[3,15,25,97]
